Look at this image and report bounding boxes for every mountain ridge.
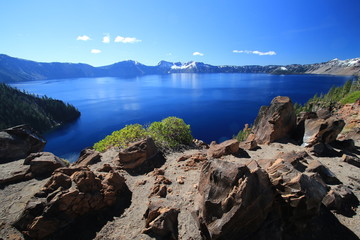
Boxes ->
[0,54,359,82]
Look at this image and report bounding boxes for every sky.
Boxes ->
[0,0,359,67]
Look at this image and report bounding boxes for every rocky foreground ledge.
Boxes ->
[0,97,359,240]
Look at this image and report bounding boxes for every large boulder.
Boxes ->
[115,137,158,169]
[0,125,46,162]
[251,96,296,144]
[73,148,101,167]
[14,167,131,239]
[207,139,240,158]
[24,152,67,178]
[195,159,274,240]
[265,159,328,219]
[143,200,180,239]
[302,117,345,147]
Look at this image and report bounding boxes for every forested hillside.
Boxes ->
[0,83,80,132]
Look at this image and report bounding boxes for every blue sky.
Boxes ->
[0,0,359,66]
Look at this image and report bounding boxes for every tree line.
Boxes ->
[0,83,80,133]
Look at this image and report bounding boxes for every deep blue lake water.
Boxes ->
[11,73,354,161]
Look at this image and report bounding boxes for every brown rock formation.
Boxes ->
[207,139,240,158]
[0,125,46,162]
[14,167,131,239]
[115,137,158,169]
[195,159,274,239]
[24,152,67,178]
[302,117,345,147]
[251,96,296,144]
[143,200,180,239]
[73,148,101,167]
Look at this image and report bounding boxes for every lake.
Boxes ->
[11,73,353,162]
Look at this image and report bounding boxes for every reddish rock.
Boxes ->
[342,154,360,168]
[195,159,274,240]
[73,148,101,167]
[240,133,258,150]
[143,201,179,239]
[266,158,327,214]
[306,159,341,185]
[24,152,67,177]
[115,137,158,169]
[14,167,131,239]
[0,125,46,162]
[207,139,240,158]
[302,117,345,147]
[322,185,359,216]
[251,96,297,144]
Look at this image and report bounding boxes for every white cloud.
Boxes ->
[102,35,110,43]
[91,49,101,54]
[193,52,204,56]
[233,50,277,56]
[114,36,141,43]
[76,35,91,41]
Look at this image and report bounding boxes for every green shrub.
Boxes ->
[93,124,147,152]
[339,91,360,104]
[148,117,193,148]
[93,117,193,152]
[235,124,252,141]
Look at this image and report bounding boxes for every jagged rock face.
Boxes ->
[302,117,345,147]
[14,167,131,240]
[0,125,46,162]
[195,159,274,240]
[73,148,101,167]
[194,151,346,239]
[143,200,180,239]
[115,137,158,169]
[252,96,296,144]
[207,139,240,158]
[24,152,67,178]
[265,158,328,218]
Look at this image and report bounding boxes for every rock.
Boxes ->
[342,154,360,168]
[73,148,101,167]
[0,160,31,186]
[251,96,296,144]
[207,139,240,158]
[302,117,345,147]
[322,185,359,216]
[150,184,167,198]
[265,159,328,216]
[143,201,179,239]
[193,139,209,149]
[154,175,172,185]
[276,150,311,172]
[115,137,158,169]
[294,112,318,143]
[176,176,185,184]
[316,108,332,119]
[24,152,67,178]
[306,159,341,185]
[195,159,274,240]
[0,125,46,162]
[308,142,342,157]
[14,167,131,239]
[97,163,114,172]
[177,154,192,162]
[240,133,258,150]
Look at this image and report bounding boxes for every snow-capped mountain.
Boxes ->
[0,54,359,83]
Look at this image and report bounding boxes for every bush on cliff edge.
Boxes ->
[93,117,193,152]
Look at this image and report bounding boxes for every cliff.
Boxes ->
[0,97,359,240]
